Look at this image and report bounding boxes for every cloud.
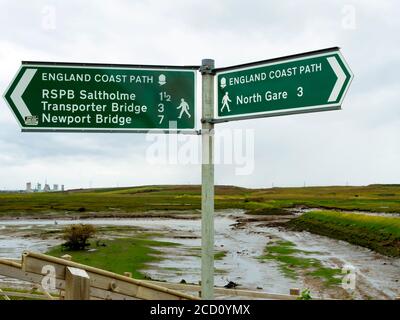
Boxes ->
[0,0,399,189]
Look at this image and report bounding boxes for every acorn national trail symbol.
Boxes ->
[214,47,353,122]
[3,62,197,132]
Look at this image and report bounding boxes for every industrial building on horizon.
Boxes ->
[26,182,65,193]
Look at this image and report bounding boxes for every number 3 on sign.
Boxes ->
[297,87,303,97]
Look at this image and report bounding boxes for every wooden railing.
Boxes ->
[0,287,58,300]
[0,252,198,300]
[0,252,304,300]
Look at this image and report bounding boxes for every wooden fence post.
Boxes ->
[65,266,90,300]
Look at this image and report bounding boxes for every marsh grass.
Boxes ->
[287,211,400,256]
[1,184,400,217]
[46,237,179,279]
[259,240,342,286]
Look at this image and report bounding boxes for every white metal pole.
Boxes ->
[200,58,215,299]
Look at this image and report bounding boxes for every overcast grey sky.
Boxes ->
[0,0,399,190]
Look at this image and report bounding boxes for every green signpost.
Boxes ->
[3,48,353,300]
[215,48,353,122]
[4,63,197,132]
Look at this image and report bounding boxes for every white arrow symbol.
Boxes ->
[327,57,346,102]
[10,68,37,119]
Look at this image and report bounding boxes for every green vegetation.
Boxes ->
[2,184,400,258]
[259,240,342,287]
[46,237,178,279]
[297,289,312,300]
[214,251,227,260]
[61,224,96,250]
[1,184,400,217]
[0,185,245,217]
[287,211,400,257]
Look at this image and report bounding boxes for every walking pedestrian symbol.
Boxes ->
[177,98,191,119]
[221,92,232,112]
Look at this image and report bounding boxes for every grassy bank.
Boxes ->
[46,237,178,279]
[1,184,400,217]
[0,185,247,217]
[259,240,342,287]
[286,211,400,257]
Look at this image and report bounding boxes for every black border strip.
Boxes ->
[213,47,340,73]
[22,61,201,70]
